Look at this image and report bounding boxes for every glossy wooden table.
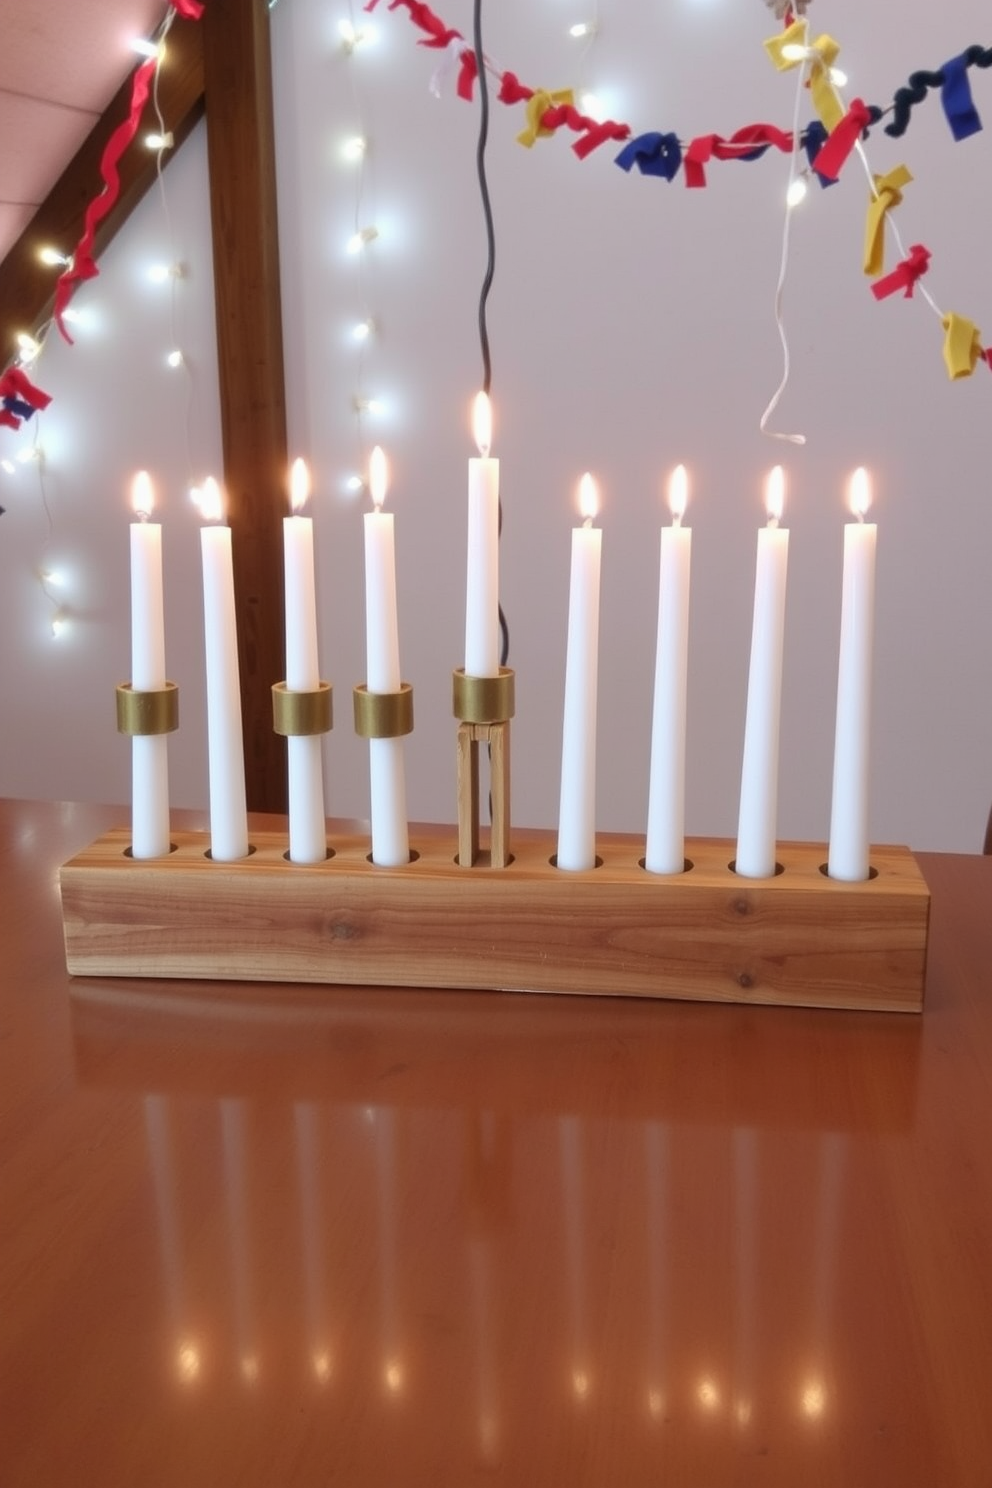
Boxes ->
[2,799,992,1486]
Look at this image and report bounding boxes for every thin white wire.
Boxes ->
[758,38,809,447]
[147,10,199,491]
[345,0,376,479]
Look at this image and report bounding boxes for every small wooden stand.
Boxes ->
[60,826,930,1013]
[457,721,510,868]
[453,666,515,869]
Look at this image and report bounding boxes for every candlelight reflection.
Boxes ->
[295,1103,332,1387]
[221,1099,259,1387]
[644,1122,668,1422]
[371,1108,403,1398]
[175,1340,202,1384]
[560,1116,589,1400]
[697,1376,721,1412]
[802,1380,826,1418]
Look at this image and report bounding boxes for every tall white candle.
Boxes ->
[284,458,327,864]
[828,467,877,881]
[735,467,790,879]
[199,477,249,862]
[557,473,603,872]
[465,391,500,678]
[364,446,409,867]
[645,464,692,875]
[129,470,170,859]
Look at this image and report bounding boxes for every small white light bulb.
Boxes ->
[569,21,596,39]
[1,459,15,475]
[830,67,848,87]
[580,91,605,122]
[38,246,69,267]
[347,226,379,254]
[166,349,184,368]
[51,609,67,638]
[16,332,41,362]
[352,318,373,342]
[131,37,162,58]
[786,176,809,208]
[341,135,367,162]
[145,131,174,150]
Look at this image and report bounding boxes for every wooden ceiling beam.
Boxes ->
[0,14,205,358]
[202,0,289,814]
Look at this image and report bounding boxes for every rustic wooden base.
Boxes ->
[457,720,511,868]
[59,825,929,1012]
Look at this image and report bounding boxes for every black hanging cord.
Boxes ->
[472,0,509,668]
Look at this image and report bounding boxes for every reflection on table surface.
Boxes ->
[2,799,992,1486]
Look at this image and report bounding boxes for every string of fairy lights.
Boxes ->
[0,3,204,635]
[3,0,990,640]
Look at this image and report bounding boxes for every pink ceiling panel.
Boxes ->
[0,0,170,260]
[0,91,96,211]
[0,0,168,113]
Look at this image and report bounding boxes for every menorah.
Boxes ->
[59,662,930,1014]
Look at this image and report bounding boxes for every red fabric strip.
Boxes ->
[812,98,872,182]
[53,56,158,342]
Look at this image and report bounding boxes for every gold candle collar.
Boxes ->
[116,681,179,736]
[271,681,333,737]
[353,682,414,739]
[452,666,515,725]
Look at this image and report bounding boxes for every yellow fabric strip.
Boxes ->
[516,88,574,148]
[863,165,913,278]
[764,24,843,132]
[941,313,983,380]
[764,19,808,71]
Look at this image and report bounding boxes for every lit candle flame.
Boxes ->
[131,469,154,521]
[369,445,388,511]
[472,391,492,459]
[849,466,871,521]
[289,457,310,515]
[578,471,599,526]
[668,463,688,526]
[765,465,785,527]
[199,475,224,524]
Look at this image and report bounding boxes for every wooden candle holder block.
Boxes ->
[60,825,930,1013]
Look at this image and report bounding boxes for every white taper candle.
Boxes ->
[199,477,249,862]
[828,467,876,881]
[735,466,789,879]
[129,470,171,859]
[645,465,692,875]
[557,473,602,872]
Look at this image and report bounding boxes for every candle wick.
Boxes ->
[583,516,593,530]
[767,515,779,530]
[672,513,682,530]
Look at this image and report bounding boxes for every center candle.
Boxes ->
[828,467,877,881]
[198,477,249,862]
[735,466,790,879]
[465,391,500,678]
[557,473,603,873]
[284,458,327,864]
[363,445,410,867]
[129,470,171,859]
[645,464,692,875]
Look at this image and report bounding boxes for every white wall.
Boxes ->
[1,0,989,852]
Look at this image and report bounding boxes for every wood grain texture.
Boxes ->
[0,17,204,355]
[9,801,992,1486]
[202,0,288,814]
[60,824,930,1010]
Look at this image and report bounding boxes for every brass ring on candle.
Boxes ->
[352,682,414,739]
[271,681,333,737]
[452,667,515,724]
[115,681,179,736]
